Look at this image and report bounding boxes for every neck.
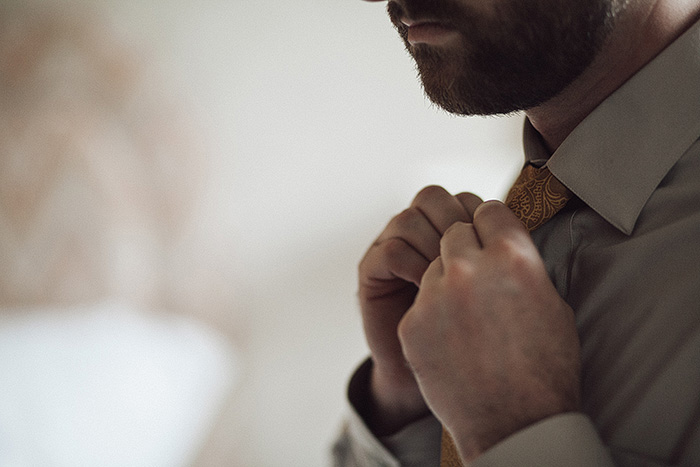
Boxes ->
[525,0,700,152]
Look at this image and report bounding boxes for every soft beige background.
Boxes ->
[0,0,524,465]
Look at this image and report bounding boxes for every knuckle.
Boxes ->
[382,237,409,264]
[382,238,423,281]
[475,199,512,223]
[492,236,521,258]
[493,236,520,254]
[396,315,410,343]
[443,221,468,237]
[441,222,473,248]
[455,192,482,209]
[412,185,449,205]
[443,258,477,287]
[358,238,404,276]
[474,199,502,217]
[391,207,422,232]
[492,237,537,270]
[396,311,420,353]
[455,191,479,201]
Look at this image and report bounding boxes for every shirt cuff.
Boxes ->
[471,413,615,467]
[343,358,442,467]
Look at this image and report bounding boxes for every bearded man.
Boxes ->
[333,0,700,465]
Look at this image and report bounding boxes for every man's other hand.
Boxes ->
[358,186,482,435]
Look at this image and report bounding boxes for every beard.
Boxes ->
[388,0,623,116]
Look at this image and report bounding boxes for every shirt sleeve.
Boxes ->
[472,413,616,467]
[333,361,617,467]
[332,359,442,467]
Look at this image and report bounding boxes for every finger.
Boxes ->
[440,222,481,260]
[472,200,531,248]
[377,207,442,260]
[419,255,444,288]
[361,237,431,287]
[454,192,483,220]
[410,185,474,234]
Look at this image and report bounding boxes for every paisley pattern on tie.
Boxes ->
[440,430,464,467]
[505,164,572,231]
[439,163,572,467]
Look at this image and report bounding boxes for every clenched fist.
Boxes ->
[358,185,482,435]
[398,200,582,461]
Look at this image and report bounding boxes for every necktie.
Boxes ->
[439,164,573,466]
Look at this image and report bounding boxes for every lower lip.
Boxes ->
[407,23,458,45]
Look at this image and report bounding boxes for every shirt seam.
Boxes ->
[564,207,579,302]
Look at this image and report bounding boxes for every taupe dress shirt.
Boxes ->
[333,17,700,467]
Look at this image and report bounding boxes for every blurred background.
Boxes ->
[0,0,523,465]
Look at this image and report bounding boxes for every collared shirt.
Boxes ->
[334,17,700,467]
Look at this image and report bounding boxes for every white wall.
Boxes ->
[83,1,523,465]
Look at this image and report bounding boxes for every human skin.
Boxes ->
[357,0,700,462]
[398,202,581,461]
[358,186,481,435]
[358,189,580,461]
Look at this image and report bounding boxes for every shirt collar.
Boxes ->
[523,18,700,235]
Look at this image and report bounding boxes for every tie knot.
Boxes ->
[505,165,572,231]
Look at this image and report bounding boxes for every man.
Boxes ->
[333,0,700,466]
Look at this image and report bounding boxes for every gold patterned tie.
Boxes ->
[504,164,572,231]
[439,164,572,466]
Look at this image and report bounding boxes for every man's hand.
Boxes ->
[398,200,582,461]
[358,186,482,435]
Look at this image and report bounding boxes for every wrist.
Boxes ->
[368,361,430,436]
[449,390,582,462]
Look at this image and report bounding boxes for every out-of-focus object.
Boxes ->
[0,0,204,309]
[0,301,238,467]
[0,1,239,465]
